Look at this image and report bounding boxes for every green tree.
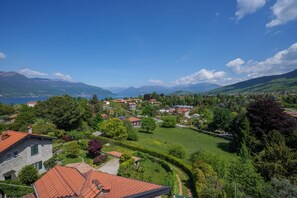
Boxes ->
[227,145,266,197]
[18,165,38,186]
[142,105,156,117]
[254,132,297,183]
[0,103,15,116]
[11,106,36,131]
[123,120,138,141]
[141,117,156,133]
[32,120,57,135]
[192,160,225,197]
[35,96,82,131]
[161,115,176,128]
[65,141,80,158]
[229,112,251,152]
[209,107,232,131]
[99,118,128,140]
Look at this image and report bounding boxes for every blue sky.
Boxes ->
[0,0,297,87]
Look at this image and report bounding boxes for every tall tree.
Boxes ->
[141,117,156,133]
[98,118,128,140]
[34,95,82,130]
[247,97,297,143]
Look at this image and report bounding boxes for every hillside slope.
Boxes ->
[209,69,297,94]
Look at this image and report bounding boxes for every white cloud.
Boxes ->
[18,68,48,77]
[235,0,266,20]
[175,69,226,85]
[266,0,297,28]
[54,72,73,81]
[226,42,297,78]
[226,58,245,73]
[0,52,6,59]
[148,79,164,85]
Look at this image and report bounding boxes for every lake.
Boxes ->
[0,97,49,104]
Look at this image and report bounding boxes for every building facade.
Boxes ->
[0,131,53,180]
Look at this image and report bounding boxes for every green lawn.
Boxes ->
[130,126,237,163]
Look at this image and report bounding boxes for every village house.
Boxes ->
[174,105,193,114]
[128,117,141,126]
[128,102,136,110]
[25,164,171,197]
[26,101,37,107]
[0,130,54,180]
[102,101,110,110]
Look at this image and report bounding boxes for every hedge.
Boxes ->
[95,136,198,197]
[134,151,178,194]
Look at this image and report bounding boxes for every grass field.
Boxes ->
[130,126,237,163]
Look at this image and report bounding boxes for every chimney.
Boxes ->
[28,125,32,134]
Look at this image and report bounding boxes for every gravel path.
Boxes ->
[98,157,120,175]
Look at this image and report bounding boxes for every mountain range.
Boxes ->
[1,69,296,98]
[113,83,221,97]
[208,69,297,94]
[0,72,114,98]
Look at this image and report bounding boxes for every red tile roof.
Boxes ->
[0,130,53,153]
[107,151,141,162]
[33,165,169,198]
[34,165,86,197]
[0,131,28,153]
[127,117,141,122]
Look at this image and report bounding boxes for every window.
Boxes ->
[13,151,18,157]
[32,161,43,170]
[6,153,12,160]
[4,175,11,180]
[31,144,38,156]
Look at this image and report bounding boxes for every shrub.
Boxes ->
[127,129,138,141]
[0,180,34,197]
[62,135,73,142]
[87,138,103,157]
[93,154,108,165]
[120,152,133,163]
[65,141,80,158]
[43,156,57,170]
[161,115,177,128]
[78,139,89,150]
[168,145,186,159]
[18,165,38,186]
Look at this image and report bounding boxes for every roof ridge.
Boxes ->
[55,165,82,196]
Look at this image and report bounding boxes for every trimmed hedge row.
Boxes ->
[134,151,178,194]
[95,136,198,197]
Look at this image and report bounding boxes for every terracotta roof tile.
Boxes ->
[127,117,141,122]
[88,171,162,198]
[34,165,169,198]
[0,131,28,153]
[34,165,85,197]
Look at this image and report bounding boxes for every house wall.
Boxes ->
[0,138,53,180]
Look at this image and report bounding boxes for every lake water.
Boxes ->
[0,97,49,104]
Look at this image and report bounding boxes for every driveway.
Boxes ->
[98,157,120,175]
